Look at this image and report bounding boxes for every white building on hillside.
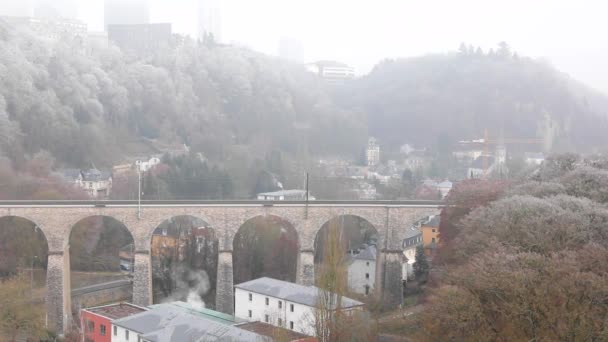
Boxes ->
[256,189,315,201]
[235,277,364,337]
[402,226,423,282]
[347,244,376,295]
[136,156,161,172]
[59,168,112,198]
[366,137,380,167]
[525,152,545,165]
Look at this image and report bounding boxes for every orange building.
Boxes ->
[420,215,440,255]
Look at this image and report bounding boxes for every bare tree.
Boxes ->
[314,219,347,341]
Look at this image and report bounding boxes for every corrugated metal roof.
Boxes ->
[234,277,364,309]
[148,302,244,325]
[113,304,268,341]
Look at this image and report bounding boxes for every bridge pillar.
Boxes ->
[296,249,315,286]
[46,250,71,334]
[216,251,234,314]
[379,250,405,309]
[132,250,152,307]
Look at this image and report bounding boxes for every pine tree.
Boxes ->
[413,245,429,282]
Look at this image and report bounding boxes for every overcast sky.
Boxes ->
[4,0,608,93]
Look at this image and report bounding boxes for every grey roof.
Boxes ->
[82,168,112,181]
[114,305,268,342]
[403,226,422,240]
[235,277,364,309]
[141,315,268,342]
[424,215,441,228]
[351,244,376,261]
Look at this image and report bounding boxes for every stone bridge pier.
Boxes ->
[0,201,441,334]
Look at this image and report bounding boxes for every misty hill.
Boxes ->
[0,22,365,169]
[337,44,608,153]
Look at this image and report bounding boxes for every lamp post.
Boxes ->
[137,161,142,220]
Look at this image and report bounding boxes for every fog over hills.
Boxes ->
[1,24,607,172]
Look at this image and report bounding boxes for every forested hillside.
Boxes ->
[2,22,608,192]
[0,22,365,170]
[338,43,608,152]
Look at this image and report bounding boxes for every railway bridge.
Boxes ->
[0,200,442,333]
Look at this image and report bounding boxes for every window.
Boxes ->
[290,304,294,312]
[125,330,129,340]
[278,300,282,309]
[432,229,436,233]
[278,318,283,326]
[87,320,94,333]
[265,297,269,305]
[365,273,370,279]
[100,324,106,336]
[366,261,369,266]
[365,285,370,295]
[290,321,294,330]
[248,310,252,318]
[265,314,269,323]
[432,238,436,243]
[114,326,117,336]
[248,293,252,301]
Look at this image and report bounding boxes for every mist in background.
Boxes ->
[0,0,606,93]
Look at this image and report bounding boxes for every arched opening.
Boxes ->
[314,215,379,296]
[69,216,134,318]
[0,216,49,339]
[233,215,298,285]
[150,215,218,309]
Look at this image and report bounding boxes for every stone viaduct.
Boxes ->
[0,200,441,333]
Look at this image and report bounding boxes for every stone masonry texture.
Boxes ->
[0,203,440,333]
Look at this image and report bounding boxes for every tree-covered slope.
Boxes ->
[338,45,608,152]
[0,22,366,168]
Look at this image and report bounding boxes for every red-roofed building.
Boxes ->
[80,303,147,342]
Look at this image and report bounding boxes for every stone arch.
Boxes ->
[314,214,380,296]
[0,215,49,278]
[149,215,218,308]
[67,215,135,319]
[314,214,380,264]
[232,214,300,285]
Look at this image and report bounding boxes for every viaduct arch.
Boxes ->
[0,200,441,334]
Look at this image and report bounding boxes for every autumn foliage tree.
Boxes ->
[417,154,608,341]
[435,179,508,264]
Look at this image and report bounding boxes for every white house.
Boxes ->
[525,152,545,165]
[234,277,364,337]
[346,244,376,295]
[422,179,453,199]
[402,227,423,282]
[135,157,161,173]
[59,168,112,198]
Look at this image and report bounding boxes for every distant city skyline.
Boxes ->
[0,0,606,94]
